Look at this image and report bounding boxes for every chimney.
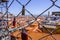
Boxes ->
[48,11,50,17]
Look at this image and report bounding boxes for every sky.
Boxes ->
[0,0,60,16]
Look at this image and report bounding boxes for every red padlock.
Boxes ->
[13,17,16,27]
[21,28,28,40]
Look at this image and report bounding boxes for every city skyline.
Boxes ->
[0,0,60,16]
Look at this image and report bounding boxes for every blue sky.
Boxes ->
[0,0,60,16]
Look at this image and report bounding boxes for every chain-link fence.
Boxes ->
[0,0,60,40]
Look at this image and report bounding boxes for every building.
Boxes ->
[0,12,3,17]
[0,0,8,2]
[3,13,14,21]
[52,12,60,16]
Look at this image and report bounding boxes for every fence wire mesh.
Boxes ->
[0,0,60,40]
